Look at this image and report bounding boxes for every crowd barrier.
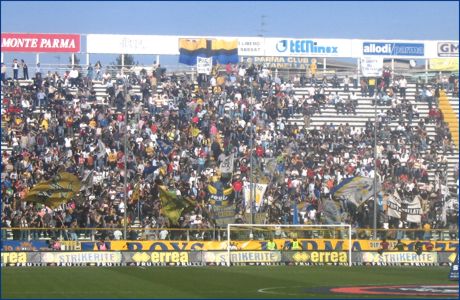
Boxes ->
[1,250,457,267]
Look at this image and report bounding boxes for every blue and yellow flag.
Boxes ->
[179,38,209,66]
[211,39,238,65]
[331,176,379,207]
[179,38,239,66]
[23,172,81,208]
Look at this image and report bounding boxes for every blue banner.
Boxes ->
[363,42,424,56]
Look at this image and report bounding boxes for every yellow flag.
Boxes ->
[24,172,81,208]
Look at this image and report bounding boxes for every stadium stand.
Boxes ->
[1,63,458,242]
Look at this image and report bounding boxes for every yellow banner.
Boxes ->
[430,58,459,71]
[103,239,458,252]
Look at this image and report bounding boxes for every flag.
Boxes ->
[264,158,278,175]
[386,191,402,219]
[179,38,239,66]
[320,198,342,224]
[179,38,209,66]
[79,170,94,192]
[207,180,233,206]
[404,195,422,223]
[292,201,299,225]
[158,185,192,225]
[243,182,268,213]
[97,139,106,159]
[220,153,234,174]
[331,176,380,207]
[23,172,81,208]
[156,139,173,156]
[130,183,141,203]
[211,39,239,65]
[190,126,200,138]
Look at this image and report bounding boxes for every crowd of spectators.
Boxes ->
[1,60,458,241]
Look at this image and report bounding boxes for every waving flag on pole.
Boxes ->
[23,172,81,208]
[331,176,380,207]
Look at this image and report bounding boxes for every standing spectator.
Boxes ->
[399,76,407,99]
[1,62,6,83]
[343,75,350,92]
[35,62,41,76]
[12,58,19,80]
[21,59,29,80]
[95,61,102,81]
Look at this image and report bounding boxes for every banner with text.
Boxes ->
[86,34,179,54]
[1,33,80,53]
[360,57,383,77]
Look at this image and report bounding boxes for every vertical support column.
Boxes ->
[323,58,326,73]
[391,59,394,82]
[71,53,75,67]
[1,52,4,63]
[425,59,428,84]
[86,53,90,66]
[36,53,40,65]
[357,58,360,85]
[156,55,160,66]
[121,54,125,71]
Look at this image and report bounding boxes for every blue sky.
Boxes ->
[1,1,459,70]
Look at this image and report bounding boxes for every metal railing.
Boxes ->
[2,227,457,242]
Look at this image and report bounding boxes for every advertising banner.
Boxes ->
[360,252,438,265]
[437,42,459,57]
[362,41,425,57]
[240,56,310,69]
[360,57,383,77]
[430,58,459,71]
[122,251,200,266]
[82,239,458,252]
[264,38,352,57]
[203,251,281,265]
[238,37,265,56]
[40,252,122,264]
[284,251,349,265]
[86,34,179,55]
[1,33,80,53]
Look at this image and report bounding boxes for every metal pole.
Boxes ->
[373,94,378,239]
[123,80,129,240]
[249,83,255,225]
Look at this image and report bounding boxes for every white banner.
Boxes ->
[360,57,383,77]
[87,34,179,55]
[263,38,352,57]
[197,57,212,75]
[386,191,402,219]
[243,182,268,212]
[385,191,422,223]
[219,153,234,174]
[405,195,422,224]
